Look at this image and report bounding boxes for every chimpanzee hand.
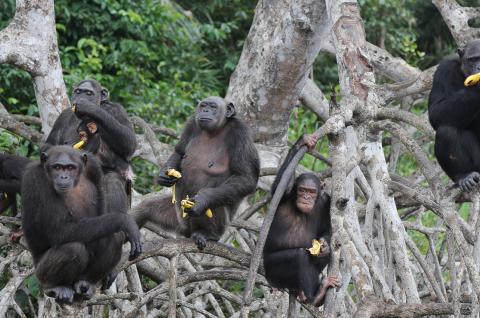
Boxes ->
[317,237,330,257]
[73,100,98,119]
[157,166,178,187]
[122,215,143,261]
[301,134,319,152]
[187,193,209,217]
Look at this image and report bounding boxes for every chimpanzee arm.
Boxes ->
[43,110,80,150]
[0,180,21,193]
[271,136,306,195]
[196,120,259,208]
[428,59,480,130]
[316,193,332,243]
[76,102,136,159]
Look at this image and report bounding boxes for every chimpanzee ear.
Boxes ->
[40,152,48,164]
[225,102,236,118]
[101,88,109,102]
[82,153,88,165]
[458,48,465,58]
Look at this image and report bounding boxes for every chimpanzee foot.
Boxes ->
[101,272,118,290]
[297,290,307,303]
[74,280,95,300]
[45,286,74,304]
[312,276,340,307]
[191,232,207,250]
[458,172,480,192]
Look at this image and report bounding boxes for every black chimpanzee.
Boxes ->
[21,146,142,303]
[429,39,480,192]
[0,153,31,215]
[133,96,260,249]
[263,134,339,306]
[44,79,136,214]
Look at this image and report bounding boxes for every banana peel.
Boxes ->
[180,195,213,218]
[71,103,77,112]
[464,73,480,86]
[307,238,326,256]
[167,169,182,203]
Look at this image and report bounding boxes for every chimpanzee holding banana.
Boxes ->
[133,96,260,250]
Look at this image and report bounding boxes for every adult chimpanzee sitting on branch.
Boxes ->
[429,39,480,192]
[263,134,339,306]
[133,96,260,250]
[21,146,142,304]
[44,79,136,213]
[0,153,31,216]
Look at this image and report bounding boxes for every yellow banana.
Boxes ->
[307,239,322,256]
[464,73,480,86]
[180,195,213,218]
[71,103,77,112]
[73,140,86,150]
[166,169,182,203]
[167,169,182,178]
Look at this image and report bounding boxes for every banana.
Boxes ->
[73,140,86,150]
[71,103,77,112]
[464,73,480,86]
[307,239,322,256]
[180,195,213,219]
[167,169,182,178]
[166,169,182,203]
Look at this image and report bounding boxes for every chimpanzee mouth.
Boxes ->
[198,117,213,122]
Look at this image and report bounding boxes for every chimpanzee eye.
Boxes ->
[53,164,62,170]
[67,165,76,171]
[74,89,81,94]
[86,91,93,96]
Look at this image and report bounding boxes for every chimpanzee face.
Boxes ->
[42,148,85,194]
[295,179,318,214]
[195,96,235,132]
[459,40,480,77]
[71,80,108,107]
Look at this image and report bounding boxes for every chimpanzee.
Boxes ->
[0,153,31,215]
[263,134,339,306]
[43,79,136,213]
[21,146,142,303]
[429,39,480,192]
[133,96,259,249]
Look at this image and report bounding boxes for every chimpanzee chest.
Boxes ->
[180,132,230,192]
[64,176,99,219]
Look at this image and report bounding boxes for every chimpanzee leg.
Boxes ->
[189,207,228,250]
[435,126,480,191]
[131,193,180,230]
[35,242,89,303]
[264,248,320,301]
[74,234,124,296]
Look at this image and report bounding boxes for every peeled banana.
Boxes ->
[180,195,213,218]
[307,239,322,256]
[71,103,77,112]
[464,73,480,86]
[167,169,182,178]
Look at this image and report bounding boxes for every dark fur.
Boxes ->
[21,146,141,302]
[263,137,331,303]
[429,41,480,191]
[0,153,32,215]
[43,79,136,217]
[133,97,259,249]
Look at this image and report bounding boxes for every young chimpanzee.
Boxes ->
[133,96,259,249]
[21,146,142,304]
[429,39,480,192]
[0,153,31,215]
[263,134,339,306]
[44,79,136,214]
